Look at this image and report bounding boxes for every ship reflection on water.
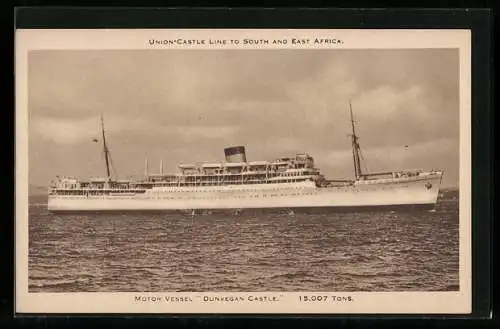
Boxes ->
[28,189,459,292]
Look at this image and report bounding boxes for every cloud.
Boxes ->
[31,116,106,145]
[28,49,460,187]
[169,125,240,141]
[31,114,239,145]
[359,137,457,172]
[353,85,424,121]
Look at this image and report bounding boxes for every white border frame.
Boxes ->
[15,28,472,314]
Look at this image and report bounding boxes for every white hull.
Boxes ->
[47,174,442,212]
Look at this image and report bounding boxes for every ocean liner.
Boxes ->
[47,104,443,212]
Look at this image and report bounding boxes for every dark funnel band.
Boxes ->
[224,146,245,157]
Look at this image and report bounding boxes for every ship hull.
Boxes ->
[47,174,442,212]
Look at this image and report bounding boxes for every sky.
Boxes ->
[28,49,460,188]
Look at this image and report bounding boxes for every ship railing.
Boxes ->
[180,171,272,177]
[156,177,316,187]
[248,161,270,166]
[322,181,354,187]
[174,168,292,176]
[201,163,224,168]
[326,179,355,182]
[357,170,423,179]
[282,168,313,172]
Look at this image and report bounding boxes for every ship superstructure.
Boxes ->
[47,104,443,212]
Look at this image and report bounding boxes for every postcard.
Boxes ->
[15,28,471,314]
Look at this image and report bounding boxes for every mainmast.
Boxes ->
[349,100,363,180]
[101,113,111,179]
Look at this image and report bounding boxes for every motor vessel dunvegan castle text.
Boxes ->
[47,102,443,212]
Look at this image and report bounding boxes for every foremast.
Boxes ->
[100,113,111,185]
[349,100,363,181]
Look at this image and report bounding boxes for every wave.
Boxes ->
[268,271,309,281]
[28,199,460,292]
[441,284,460,291]
[342,272,406,278]
[29,279,84,290]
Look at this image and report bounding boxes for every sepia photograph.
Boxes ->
[15,28,472,314]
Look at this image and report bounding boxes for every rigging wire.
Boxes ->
[350,114,369,175]
[108,147,118,179]
[359,145,369,174]
[98,114,117,180]
[101,137,117,179]
[100,145,106,177]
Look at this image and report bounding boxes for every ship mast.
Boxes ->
[349,100,363,180]
[144,156,149,179]
[101,113,111,179]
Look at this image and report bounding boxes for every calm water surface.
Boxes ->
[28,190,459,292]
